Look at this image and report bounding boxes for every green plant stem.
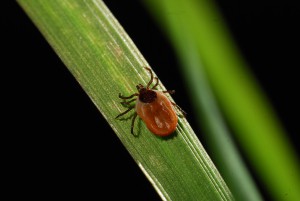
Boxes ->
[18,0,234,200]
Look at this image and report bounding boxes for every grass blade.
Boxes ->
[17,0,234,200]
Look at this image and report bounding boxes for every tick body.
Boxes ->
[136,90,178,136]
[116,67,186,136]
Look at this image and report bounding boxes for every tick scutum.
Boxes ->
[138,88,157,103]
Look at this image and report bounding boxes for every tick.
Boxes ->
[116,67,186,136]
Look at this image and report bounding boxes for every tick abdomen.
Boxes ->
[136,91,178,136]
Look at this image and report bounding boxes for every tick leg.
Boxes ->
[171,102,187,117]
[152,77,159,89]
[131,112,138,135]
[115,106,134,119]
[163,90,175,95]
[121,98,136,105]
[145,67,154,89]
[119,93,138,99]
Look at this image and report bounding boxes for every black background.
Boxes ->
[3,0,299,200]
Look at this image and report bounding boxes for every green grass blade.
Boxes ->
[17,0,234,200]
[144,0,300,201]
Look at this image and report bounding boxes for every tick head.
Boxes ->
[138,87,157,103]
[136,84,144,92]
